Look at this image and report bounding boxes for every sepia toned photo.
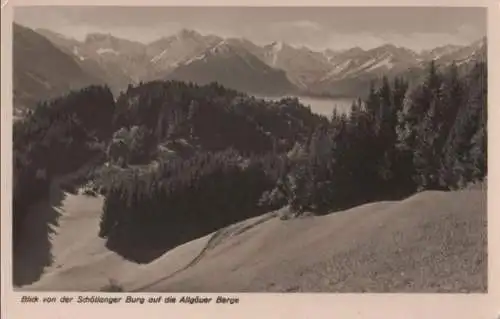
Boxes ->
[11,6,487,294]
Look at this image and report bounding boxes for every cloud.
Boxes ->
[247,20,327,47]
[322,28,484,52]
[290,20,323,31]
[49,22,184,43]
[271,20,323,32]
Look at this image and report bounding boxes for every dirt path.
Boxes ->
[136,190,487,293]
[131,211,280,292]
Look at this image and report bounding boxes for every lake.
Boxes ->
[257,95,356,117]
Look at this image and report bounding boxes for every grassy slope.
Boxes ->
[17,186,486,292]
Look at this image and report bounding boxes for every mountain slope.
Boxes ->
[37,28,225,94]
[79,33,153,83]
[13,24,100,109]
[36,29,154,95]
[308,45,420,96]
[434,37,487,66]
[147,29,222,75]
[165,40,298,95]
[306,39,486,97]
[420,44,464,61]
[260,42,333,89]
[18,187,485,292]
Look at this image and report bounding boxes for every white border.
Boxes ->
[2,1,499,318]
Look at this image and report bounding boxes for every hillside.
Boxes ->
[16,186,486,292]
[12,23,100,110]
[165,40,298,95]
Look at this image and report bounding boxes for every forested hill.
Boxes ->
[12,81,326,251]
[111,81,327,159]
[13,60,487,265]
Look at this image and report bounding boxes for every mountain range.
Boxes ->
[13,23,487,109]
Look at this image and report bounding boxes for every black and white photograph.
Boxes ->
[11,6,487,293]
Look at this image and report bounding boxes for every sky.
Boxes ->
[14,6,487,52]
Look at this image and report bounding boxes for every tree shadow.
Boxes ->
[103,220,231,264]
[104,205,270,264]
[12,185,66,287]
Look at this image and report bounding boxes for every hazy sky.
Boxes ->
[14,6,486,52]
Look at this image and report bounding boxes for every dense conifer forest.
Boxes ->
[13,61,487,262]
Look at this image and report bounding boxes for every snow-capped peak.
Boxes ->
[96,48,120,55]
[85,33,115,44]
[151,49,167,63]
[183,53,207,65]
[210,40,232,54]
[422,44,463,60]
[72,46,86,61]
[366,56,394,71]
[271,41,285,52]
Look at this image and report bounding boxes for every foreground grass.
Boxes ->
[18,188,486,292]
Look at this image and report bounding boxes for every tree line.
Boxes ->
[13,62,486,261]
[269,61,487,214]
